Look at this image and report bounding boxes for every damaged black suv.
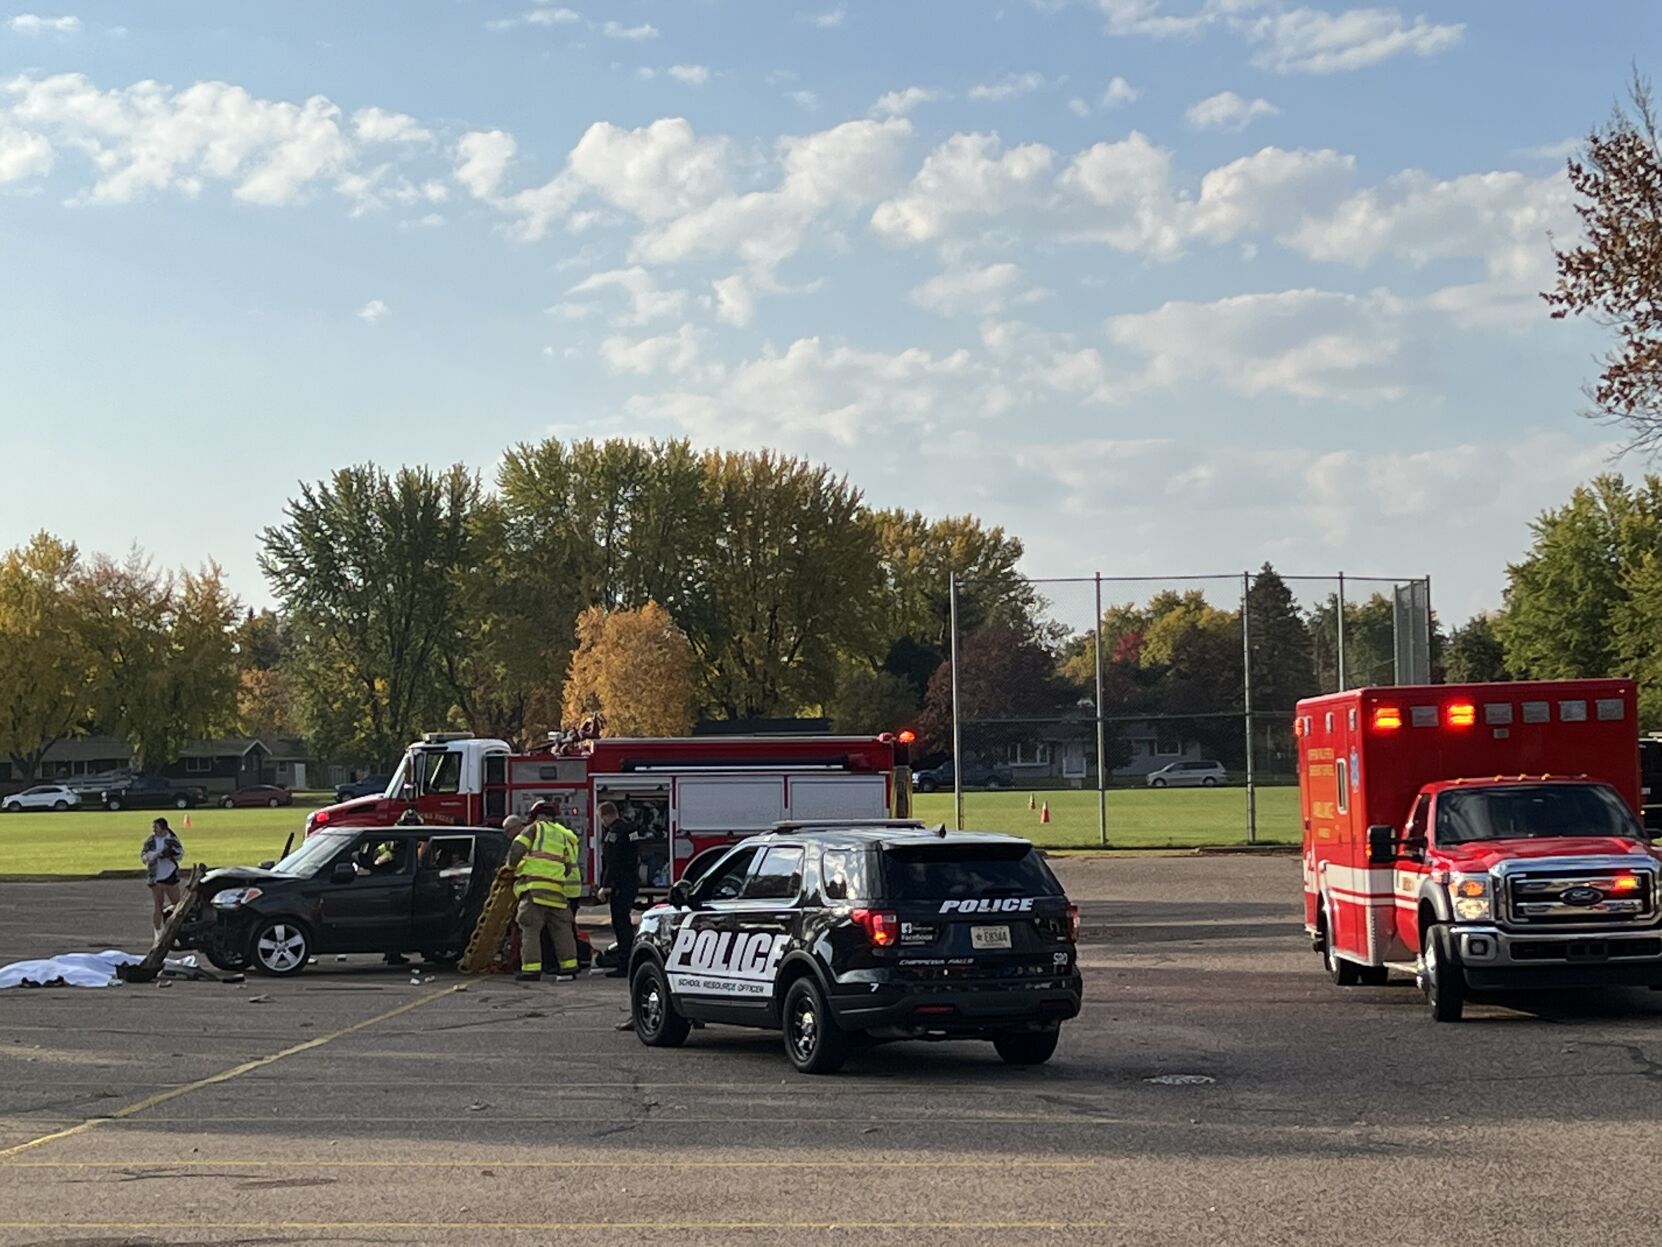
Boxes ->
[628,821,1083,1074]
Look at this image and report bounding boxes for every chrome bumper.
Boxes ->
[1454,924,1662,973]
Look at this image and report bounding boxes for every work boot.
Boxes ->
[516,970,541,982]
[551,972,577,982]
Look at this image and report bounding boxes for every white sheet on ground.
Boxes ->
[0,949,141,988]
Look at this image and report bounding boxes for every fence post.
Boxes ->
[1094,572,1107,849]
[1336,570,1347,692]
[1242,570,1257,845]
[949,571,964,831]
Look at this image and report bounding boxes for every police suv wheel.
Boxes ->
[632,961,690,1047]
[1421,925,1466,1023]
[249,920,311,976]
[783,977,849,1075]
[993,1029,1060,1066]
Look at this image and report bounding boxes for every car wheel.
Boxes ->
[2,802,19,813]
[916,779,937,793]
[1202,776,1219,787]
[268,797,281,808]
[783,976,850,1075]
[993,1029,1060,1066]
[1150,778,1167,788]
[632,961,690,1047]
[221,797,236,809]
[249,920,311,977]
[1322,913,1362,986]
[106,798,123,811]
[1420,925,1465,1022]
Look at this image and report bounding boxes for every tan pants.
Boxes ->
[516,896,578,975]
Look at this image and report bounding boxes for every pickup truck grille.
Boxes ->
[1505,870,1655,926]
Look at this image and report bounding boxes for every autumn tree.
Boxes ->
[1497,475,1662,678]
[562,602,695,737]
[260,464,480,766]
[1445,615,1511,683]
[1246,564,1316,713]
[1545,71,1662,451]
[827,664,919,736]
[917,622,1074,759]
[0,534,101,781]
[82,554,241,769]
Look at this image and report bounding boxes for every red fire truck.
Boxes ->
[1297,678,1662,1021]
[306,732,911,896]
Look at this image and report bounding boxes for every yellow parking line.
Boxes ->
[0,1221,1118,1232]
[0,984,460,1161]
[2,1159,1101,1169]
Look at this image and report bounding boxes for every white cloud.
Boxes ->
[1068,98,1091,118]
[357,299,389,324]
[668,64,710,86]
[3,73,356,206]
[1097,0,1209,38]
[1516,137,1579,162]
[789,90,820,110]
[633,117,911,276]
[600,324,700,375]
[712,273,755,326]
[1105,288,1415,401]
[968,72,1047,102]
[1246,7,1464,75]
[872,132,1055,244]
[1179,145,1355,243]
[806,5,846,28]
[527,6,581,24]
[454,129,516,199]
[0,122,52,182]
[601,20,657,40]
[911,262,1047,317]
[1186,90,1278,131]
[626,336,985,446]
[1056,131,1184,256]
[7,14,79,34]
[1101,75,1139,106]
[353,107,432,144]
[872,86,944,117]
[564,265,688,326]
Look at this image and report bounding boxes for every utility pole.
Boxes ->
[1094,573,1107,849]
[1242,570,1257,845]
[949,572,963,831]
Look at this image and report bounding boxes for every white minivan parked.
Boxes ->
[1145,760,1226,788]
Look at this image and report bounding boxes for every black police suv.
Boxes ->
[628,821,1082,1074]
[175,825,508,976]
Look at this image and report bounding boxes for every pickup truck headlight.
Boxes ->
[1448,874,1491,922]
[211,887,263,909]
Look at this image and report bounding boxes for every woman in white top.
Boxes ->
[140,817,184,946]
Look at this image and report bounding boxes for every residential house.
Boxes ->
[997,720,1207,787]
[0,735,135,792]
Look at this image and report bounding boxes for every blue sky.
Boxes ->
[1,1,1656,621]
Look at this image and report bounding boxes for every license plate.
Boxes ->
[971,925,1011,950]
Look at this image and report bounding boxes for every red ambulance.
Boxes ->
[1297,679,1662,1021]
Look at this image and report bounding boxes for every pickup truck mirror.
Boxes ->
[1366,824,1397,864]
[330,861,357,884]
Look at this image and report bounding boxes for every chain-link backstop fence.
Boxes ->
[924,570,1432,847]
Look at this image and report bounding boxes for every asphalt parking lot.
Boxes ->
[4,855,1662,1245]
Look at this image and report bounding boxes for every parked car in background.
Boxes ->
[2,784,83,812]
[220,784,294,809]
[334,775,392,803]
[1146,760,1226,788]
[912,759,1014,792]
[100,776,203,811]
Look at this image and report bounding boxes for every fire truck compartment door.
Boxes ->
[786,775,887,821]
[676,776,786,833]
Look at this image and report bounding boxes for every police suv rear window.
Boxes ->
[878,843,1061,901]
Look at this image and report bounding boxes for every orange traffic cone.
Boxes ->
[1039,802,1051,824]
[1027,793,1036,810]
[183,814,192,830]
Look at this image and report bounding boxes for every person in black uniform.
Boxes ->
[595,801,640,979]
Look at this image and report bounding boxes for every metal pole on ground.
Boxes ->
[949,571,964,831]
[1242,570,1257,845]
[1336,570,1347,692]
[1094,572,1107,849]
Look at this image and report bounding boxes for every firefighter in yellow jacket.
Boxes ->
[503,812,580,982]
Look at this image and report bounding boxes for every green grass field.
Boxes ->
[0,786,1300,876]
[910,786,1300,849]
